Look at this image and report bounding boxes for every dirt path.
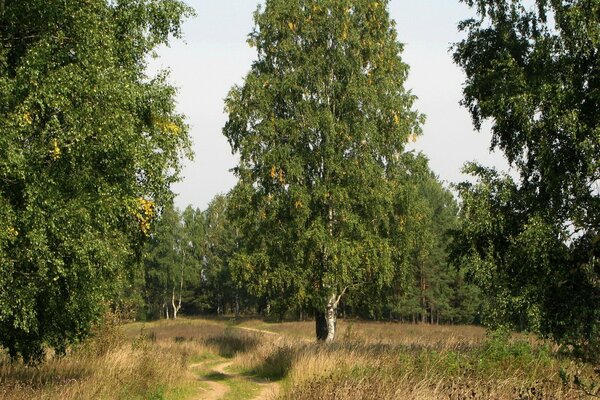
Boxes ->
[237,325,312,344]
[190,361,229,400]
[190,355,280,400]
[235,326,280,336]
[253,379,280,400]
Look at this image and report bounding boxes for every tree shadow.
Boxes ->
[204,332,262,358]
[201,371,228,381]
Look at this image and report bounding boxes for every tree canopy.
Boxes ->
[452,0,599,358]
[0,0,193,362]
[223,0,423,341]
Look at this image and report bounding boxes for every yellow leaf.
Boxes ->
[51,138,61,161]
[134,198,155,235]
[22,112,33,126]
[153,117,181,135]
[270,166,277,179]
[288,22,296,32]
[165,121,181,135]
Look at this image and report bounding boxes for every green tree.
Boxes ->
[353,152,480,325]
[452,0,599,357]
[0,0,193,362]
[224,0,423,341]
[200,194,241,315]
[142,204,203,320]
[179,205,207,314]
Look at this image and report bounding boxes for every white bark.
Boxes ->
[325,292,337,342]
[172,270,183,319]
[171,287,178,319]
[172,253,185,319]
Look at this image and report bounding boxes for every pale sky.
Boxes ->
[149,0,510,211]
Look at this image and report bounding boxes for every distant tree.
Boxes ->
[200,194,242,316]
[0,0,193,363]
[180,205,206,314]
[351,152,480,324]
[143,204,201,320]
[224,0,423,341]
[452,0,599,358]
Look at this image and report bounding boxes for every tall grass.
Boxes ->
[232,322,598,399]
[1,318,597,399]
[0,318,211,400]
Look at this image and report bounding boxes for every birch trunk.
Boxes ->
[172,268,183,319]
[172,254,185,319]
[325,292,337,342]
[172,287,180,319]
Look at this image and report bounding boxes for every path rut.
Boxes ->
[190,326,283,400]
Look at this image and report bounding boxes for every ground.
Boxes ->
[1,317,598,399]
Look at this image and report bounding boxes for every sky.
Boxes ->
[149,0,511,211]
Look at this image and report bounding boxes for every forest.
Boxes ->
[137,168,481,326]
[0,0,598,399]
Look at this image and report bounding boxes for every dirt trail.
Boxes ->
[190,361,229,400]
[237,325,312,344]
[190,326,284,400]
[254,379,281,400]
[236,326,280,336]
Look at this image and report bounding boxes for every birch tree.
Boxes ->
[224,0,422,341]
[452,0,599,359]
[0,0,193,363]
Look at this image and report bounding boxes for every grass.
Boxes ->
[1,317,598,399]
[189,350,263,400]
[230,320,598,399]
[0,317,220,400]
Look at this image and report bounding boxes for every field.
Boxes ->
[1,317,598,399]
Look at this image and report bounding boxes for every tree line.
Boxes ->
[135,154,482,326]
[1,0,597,363]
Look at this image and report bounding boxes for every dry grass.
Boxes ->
[0,318,212,400]
[231,320,598,400]
[1,317,598,400]
[236,318,488,348]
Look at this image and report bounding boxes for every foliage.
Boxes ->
[452,0,599,359]
[0,0,193,362]
[142,203,201,320]
[223,0,423,340]
[198,195,240,314]
[140,196,260,319]
[348,152,481,324]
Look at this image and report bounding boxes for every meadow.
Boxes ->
[1,317,598,399]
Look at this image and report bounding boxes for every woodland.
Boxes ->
[0,0,598,398]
